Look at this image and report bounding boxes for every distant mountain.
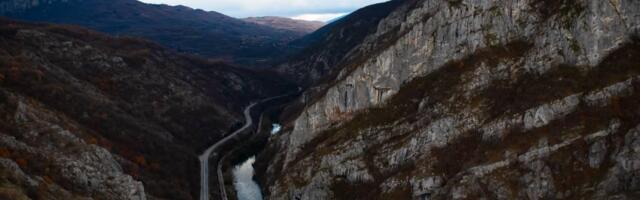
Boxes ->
[0,0,304,66]
[243,16,325,35]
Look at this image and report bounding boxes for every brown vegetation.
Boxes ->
[483,39,640,120]
[531,0,585,21]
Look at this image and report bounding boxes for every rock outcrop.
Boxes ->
[274,0,406,86]
[262,0,640,199]
[0,93,145,200]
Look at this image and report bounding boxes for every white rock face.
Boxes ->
[265,0,640,199]
[57,145,146,200]
[282,0,640,167]
[0,92,147,200]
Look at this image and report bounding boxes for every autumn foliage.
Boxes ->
[85,136,99,145]
[15,158,28,168]
[0,148,10,157]
[133,155,147,167]
[42,175,55,185]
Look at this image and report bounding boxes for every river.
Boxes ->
[271,123,281,135]
[232,124,282,200]
[232,156,262,200]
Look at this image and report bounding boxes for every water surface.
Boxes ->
[271,124,281,135]
[233,156,263,200]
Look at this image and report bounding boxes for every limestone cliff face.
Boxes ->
[263,0,640,199]
[274,0,406,86]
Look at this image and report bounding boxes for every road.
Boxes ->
[199,101,256,200]
[199,90,298,200]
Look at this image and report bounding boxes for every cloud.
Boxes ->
[138,0,388,18]
[292,13,347,22]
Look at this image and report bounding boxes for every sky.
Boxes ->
[138,0,388,21]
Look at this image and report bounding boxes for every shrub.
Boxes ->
[133,155,147,167]
[0,148,10,157]
[85,137,98,145]
[42,176,54,185]
[14,158,27,168]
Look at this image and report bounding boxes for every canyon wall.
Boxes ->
[263,0,640,199]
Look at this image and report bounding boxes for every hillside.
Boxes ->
[243,16,325,35]
[0,0,303,66]
[274,0,406,86]
[0,18,290,200]
[259,0,640,199]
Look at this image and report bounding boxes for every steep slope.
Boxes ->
[0,0,302,66]
[274,0,406,86]
[0,19,290,200]
[261,0,640,199]
[243,17,325,35]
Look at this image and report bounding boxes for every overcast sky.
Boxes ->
[138,0,388,21]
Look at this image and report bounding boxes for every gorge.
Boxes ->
[1,0,640,200]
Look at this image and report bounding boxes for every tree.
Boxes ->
[133,155,147,167]
[15,158,27,168]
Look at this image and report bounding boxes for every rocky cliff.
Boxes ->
[274,0,406,86]
[0,19,289,200]
[262,0,640,199]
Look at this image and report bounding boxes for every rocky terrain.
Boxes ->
[274,0,406,86]
[0,18,290,200]
[243,17,325,36]
[0,0,303,66]
[2,0,640,199]
[260,0,640,199]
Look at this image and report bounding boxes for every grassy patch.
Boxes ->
[531,0,585,22]
[429,83,640,186]
[448,0,464,8]
[330,178,382,200]
[0,185,30,200]
[381,185,412,200]
[430,130,484,178]
[482,40,640,120]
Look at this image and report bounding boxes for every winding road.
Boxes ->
[199,90,298,200]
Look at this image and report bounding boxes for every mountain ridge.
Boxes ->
[0,0,304,67]
[243,16,325,35]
